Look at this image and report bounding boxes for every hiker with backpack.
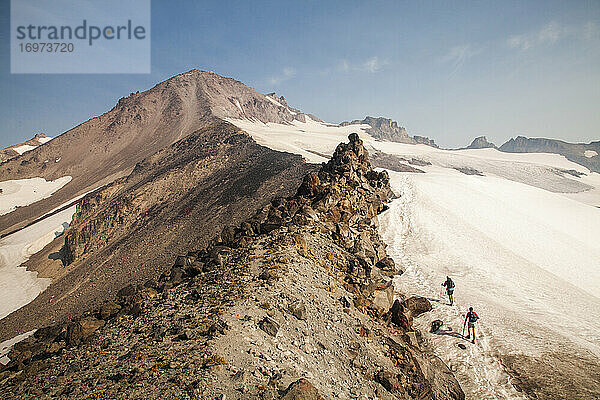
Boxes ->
[463,307,479,343]
[441,276,455,305]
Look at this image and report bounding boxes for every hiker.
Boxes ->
[464,307,479,343]
[441,276,455,305]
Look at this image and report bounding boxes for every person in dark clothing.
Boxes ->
[464,307,479,343]
[441,276,455,305]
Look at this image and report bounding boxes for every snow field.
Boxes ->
[0,205,77,320]
[379,170,600,398]
[0,176,72,216]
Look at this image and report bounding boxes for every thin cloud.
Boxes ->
[440,44,477,76]
[338,57,387,73]
[507,21,596,51]
[269,67,296,85]
[363,57,383,73]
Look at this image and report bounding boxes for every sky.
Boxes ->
[0,0,599,149]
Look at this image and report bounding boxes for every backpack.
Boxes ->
[447,279,455,289]
[468,312,479,323]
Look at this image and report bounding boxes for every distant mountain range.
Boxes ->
[457,135,599,173]
[499,136,600,173]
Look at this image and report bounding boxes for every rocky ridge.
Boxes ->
[0,120,311,342]
[0,69,329,343]
[0,134,464,400]
[341,117,438,147]
[0,133,51,163]
[499,136,600,173]
[462,136,496,150]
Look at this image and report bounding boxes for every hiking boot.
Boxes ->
[472,339,475,344]
[465,335,470,339]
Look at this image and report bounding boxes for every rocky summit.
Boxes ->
[341,117,437,147]
[463,136,496,150]
[0,134,464,400]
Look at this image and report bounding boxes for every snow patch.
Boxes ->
[0,176,72,216]
[234,99,244,114]
[264,95,284,108]
[12,144,37,155]
[0,330,36,365]
[37,136,53,144]
[0,205,77,319]
[226,117,372,163]
[584,150,598,158]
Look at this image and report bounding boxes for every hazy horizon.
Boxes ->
[1,1,599,149]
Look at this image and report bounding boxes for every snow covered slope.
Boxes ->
[227,115,600,398]
[0,204,76,319]
[0,176,72,216]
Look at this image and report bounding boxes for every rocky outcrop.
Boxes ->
[499,136,600,173]
[369,150,425,173]
[413,135,438,148]
[464,136,496,149]
[340,117,438,147]
[0,133,51,163]
[342,117,413,143]
[0,134,463,399]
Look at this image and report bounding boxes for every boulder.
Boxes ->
[371,283,394,316]
[116,284,137,299]
[258,316,279,337]
[208,246,231,267]
[288,300,307,320]
[220,226,236,244]
[281,378,325,400]
[66,317,104,346]
[375,257,395,271]
[374,369,402,394]
[297,172,323,198]
[403,296,432,317]
[174,255,192,267]
[99,301,121,320]
[352,231,377,264]
[169,266,185,285]
[416,354,466,400]
[388,299,413,331]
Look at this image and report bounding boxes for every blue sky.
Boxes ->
[1,0,599,148]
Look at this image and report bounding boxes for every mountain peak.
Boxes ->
[466,136,497,149]
[341,116,413,143]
